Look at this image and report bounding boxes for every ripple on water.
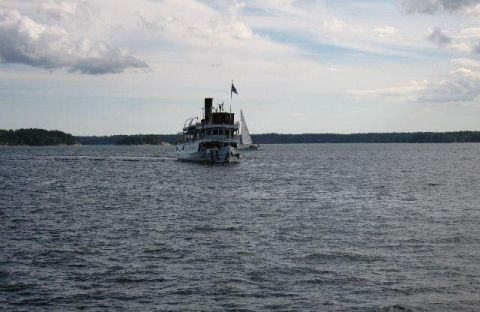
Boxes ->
[1,144,480,311]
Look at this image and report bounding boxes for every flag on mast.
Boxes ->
[231,81,238,99]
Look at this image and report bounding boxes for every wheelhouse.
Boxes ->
[176,98,240,149]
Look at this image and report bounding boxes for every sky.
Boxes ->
[1,0,480,135]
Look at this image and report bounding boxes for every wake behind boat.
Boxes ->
[175,98,240,164]
[239,110,262,150]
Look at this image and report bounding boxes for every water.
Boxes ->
[1,144,480,311]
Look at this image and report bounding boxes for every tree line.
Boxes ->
[251,132,480,144]
[2,129,480,146]
[0,129,76,146]
[78,131,480,144]
[76,135,176,145]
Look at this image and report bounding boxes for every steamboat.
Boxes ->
[175,98,240,164]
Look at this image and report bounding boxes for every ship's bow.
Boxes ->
[205,145,240,164]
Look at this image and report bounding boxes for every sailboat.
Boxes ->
[239,110,262,150]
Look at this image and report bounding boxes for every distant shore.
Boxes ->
[251,132,480,144]
[72,131,480,145]
[0,129,75,146]
[2,129,480,146]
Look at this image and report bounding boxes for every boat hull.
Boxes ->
[176,143,240,164]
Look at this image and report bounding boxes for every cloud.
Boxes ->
[418,68,480,102]
[374,26,397,36]
[352,66,480,103]
[67,39,148,74]
[350,81,428,100]
[459,27,480,38]
[138,12,258,46]
[399,1,480,55]
[0,7,147,74]
[427,27,452,47]
[39,1,80,20]
[323,19,345,33]
[134,0,264,49]
[425,26,480,53]
[452,58,480,67]
[401,0,480,14]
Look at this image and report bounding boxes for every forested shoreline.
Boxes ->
[251,131,480,144]
[78,131,480,145]
[2,129,480,146]
[76,135,175,145]
[0,129,76,146]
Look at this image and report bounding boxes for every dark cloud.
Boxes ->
[427,27,452,47]
[474,44,480,53]
[0,8,148,75]
[69,52,148,75]
[401,0,480,14]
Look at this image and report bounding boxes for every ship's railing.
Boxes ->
[201,135,239,143]
[183,124,239,131]
[183,123,240,133]
[196,121,240,130]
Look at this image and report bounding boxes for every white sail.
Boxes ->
[240,110,253,146]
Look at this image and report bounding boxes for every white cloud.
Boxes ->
[459,27,480,38]
[452,58,480,68]
[323,19,345,33]
[451,42,474,53]
[374,26,397,36]
[137,9,258,46]
[350,81,428,100]
[0,7,147,74]
[352,66,480,103]
[39,1,79,20]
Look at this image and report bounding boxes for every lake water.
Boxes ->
[1,144,480,311]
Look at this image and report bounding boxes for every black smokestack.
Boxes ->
[204,98,213,123]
